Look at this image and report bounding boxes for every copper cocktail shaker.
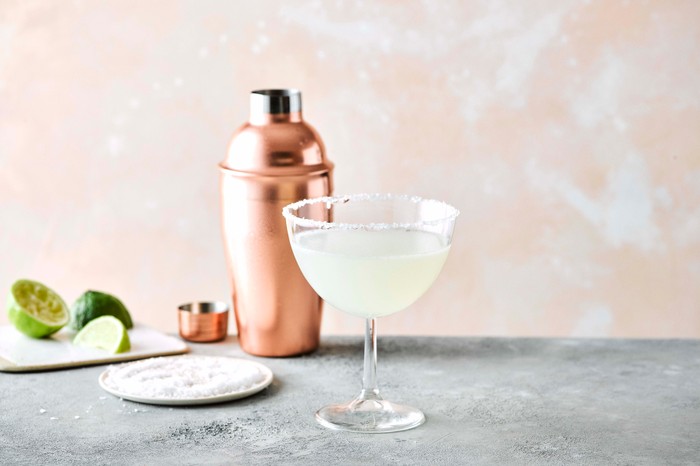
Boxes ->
[220,89,333,357]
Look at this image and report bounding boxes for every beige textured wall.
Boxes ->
[1,1,698,337]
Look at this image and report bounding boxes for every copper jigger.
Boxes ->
[178,302,229,342]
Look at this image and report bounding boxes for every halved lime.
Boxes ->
[7,279,69,338]
[70,290,133,331]
[73,316,131,353]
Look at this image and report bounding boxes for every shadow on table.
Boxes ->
[314,336,557,363]
[181,378,283,411]
[312,336,476,362]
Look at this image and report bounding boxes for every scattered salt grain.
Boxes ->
[99,396,107,400]
[101,356,267,399]
[39,409,46,414]
[74,416,80,420]
[50,417,58,420]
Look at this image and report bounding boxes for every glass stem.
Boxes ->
[360,318,381,400]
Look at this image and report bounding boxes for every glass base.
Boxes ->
[315,397,425,433]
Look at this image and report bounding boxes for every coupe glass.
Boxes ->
[282,193,459,433]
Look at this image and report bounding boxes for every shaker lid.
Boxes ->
[220,89,333,177]
[251,89,302,114]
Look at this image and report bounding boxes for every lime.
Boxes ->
[7,279,69,338]
[70,290,133,331]
[73,316,131,353]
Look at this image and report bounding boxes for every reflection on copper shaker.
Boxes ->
[219,89,333,357]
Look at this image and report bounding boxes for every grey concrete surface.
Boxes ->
[1,336,698,465]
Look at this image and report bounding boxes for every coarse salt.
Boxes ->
[102,356,267,399]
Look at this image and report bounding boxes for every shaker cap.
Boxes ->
[251,89,302,114]
[221,88,333,177]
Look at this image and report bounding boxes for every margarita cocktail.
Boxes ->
[291,229,449,318]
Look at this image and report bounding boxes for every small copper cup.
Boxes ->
[178,302,229,342]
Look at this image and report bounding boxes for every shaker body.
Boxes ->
[220,173,330,356]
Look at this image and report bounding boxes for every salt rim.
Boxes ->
[282,193,460,231]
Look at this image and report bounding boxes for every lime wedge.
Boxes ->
[7,279,69,338]
[73,316,131,353]
[70,290,133,331]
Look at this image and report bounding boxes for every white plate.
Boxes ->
[98,356,273,406]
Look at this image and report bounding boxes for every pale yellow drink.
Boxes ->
[291,229,450,318]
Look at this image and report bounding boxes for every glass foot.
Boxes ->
[315,397,425,433]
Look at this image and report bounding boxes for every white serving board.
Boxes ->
[0,324,188,372]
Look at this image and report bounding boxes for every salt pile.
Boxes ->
[102,356,267,399]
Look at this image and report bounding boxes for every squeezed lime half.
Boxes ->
[73,315,131,353]
[7,279,69,338]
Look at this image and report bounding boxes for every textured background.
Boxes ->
[1,0,698,337]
